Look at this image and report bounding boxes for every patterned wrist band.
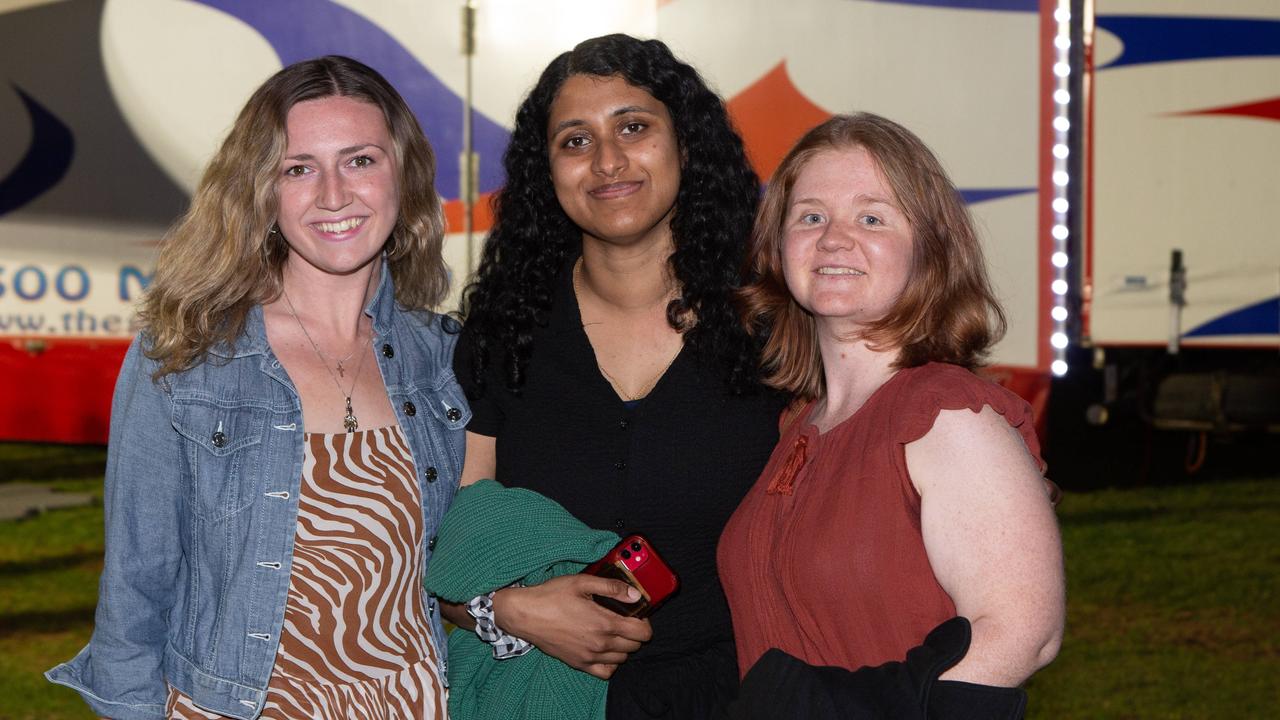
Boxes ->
[467,590,534,659]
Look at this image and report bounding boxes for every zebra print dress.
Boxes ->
[167,425,447,719]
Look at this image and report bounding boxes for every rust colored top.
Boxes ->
[718,363,1044,677]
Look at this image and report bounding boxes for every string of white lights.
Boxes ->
[1049,1,1072,377]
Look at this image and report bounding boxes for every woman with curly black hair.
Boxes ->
[436,34,785,718]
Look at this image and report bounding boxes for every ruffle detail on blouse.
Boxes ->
[891,364,1042,464]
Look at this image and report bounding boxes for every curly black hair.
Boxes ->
[458,33,762,397]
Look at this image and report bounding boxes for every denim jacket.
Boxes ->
[46,271,468,720]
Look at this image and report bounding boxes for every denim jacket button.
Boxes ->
[381,343,394,358]
[446,407,461,422]
[425,466,438,482]
[403,401,417,417]
[211,431,227,448]
[427,535,437,551]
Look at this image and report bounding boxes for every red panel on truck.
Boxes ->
[1,340,128,445]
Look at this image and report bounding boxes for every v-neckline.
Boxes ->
[562,256,686,407]
[800,368,906,439]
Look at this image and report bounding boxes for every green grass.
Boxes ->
[2,442,1277,718]
[1,444,105,719]
[1026,478,1280,718]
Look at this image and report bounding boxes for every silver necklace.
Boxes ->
[329,345,361,378]
[282,289,371,433]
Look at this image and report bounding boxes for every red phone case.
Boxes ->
[583,534,679,618]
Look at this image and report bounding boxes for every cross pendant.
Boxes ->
[336,361,346,378]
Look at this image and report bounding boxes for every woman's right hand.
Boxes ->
[493,574,653,679]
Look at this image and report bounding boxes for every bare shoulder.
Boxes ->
[906,405,1040,497]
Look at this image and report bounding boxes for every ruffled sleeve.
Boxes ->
[888,363,1046,491]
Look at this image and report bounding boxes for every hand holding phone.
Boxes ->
[582,534,678,618]
[489,575,652,679]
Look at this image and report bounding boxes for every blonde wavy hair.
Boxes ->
[140,55,448,377]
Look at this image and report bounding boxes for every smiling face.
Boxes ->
[547,74,682,251]
[781,146,914,335]
[276,95,399,278]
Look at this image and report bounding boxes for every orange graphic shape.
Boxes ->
[444,62,831,234]
[727,61,833,182]
[444,192,496,235]
[1177,96,1280,123]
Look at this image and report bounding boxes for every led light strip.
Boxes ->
[1049,1,1072,377]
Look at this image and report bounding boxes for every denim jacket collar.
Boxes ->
[207,259,397,361]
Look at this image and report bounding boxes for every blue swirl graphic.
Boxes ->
[1097,16,1280,69]
[195,0,510,199]
[858,1,1037,12]
[959,187,1035,204]
[0,85,75,217]
[1185,296,1280,337]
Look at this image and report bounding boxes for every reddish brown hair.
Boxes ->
[738,113,1006,399]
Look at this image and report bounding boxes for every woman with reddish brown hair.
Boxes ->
[718,113,1064,719]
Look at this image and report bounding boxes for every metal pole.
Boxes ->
[1167,249,1185,355]
[461,1,477,279]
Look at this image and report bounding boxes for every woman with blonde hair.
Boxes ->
[719,113,1064,718]
[47,55,467,719]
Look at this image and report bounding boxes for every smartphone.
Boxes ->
[583,534,679,618]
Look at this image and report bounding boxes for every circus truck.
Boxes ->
[1,1,1276,472]
[1060,0,1280,479]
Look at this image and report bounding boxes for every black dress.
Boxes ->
[454,261,783,719]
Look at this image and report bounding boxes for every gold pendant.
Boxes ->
[343,397,358,433]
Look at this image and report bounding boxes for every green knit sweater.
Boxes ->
[424,479,620,720]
